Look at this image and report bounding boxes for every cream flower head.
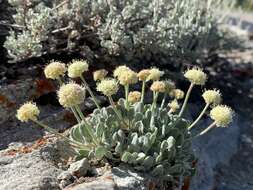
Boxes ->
[68,59,89,78]
[17,102,40,122]
[168,99,180,113]
[147,68,164,81]
[44,61,66,80]
[128,91,141,104]
[202,89,222,105]
[171,89,185,100]
[137,69,150,81]
[113,65,131,78]
[150,81,166,93]
[93,69,108,81]
[210,105,233,127]
[97,78,119,96]
[118,70,138,86]
[184,68,207,85]
[58,83,85,108]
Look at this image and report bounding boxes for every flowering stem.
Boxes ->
[150,92,159,126]
[80,75,101,110]
[74,105,99,145]
[160,93,167,109]
[179,83,194,117]
[141,81,146,103]
[198,122,216,136]
[31,119,90,149]
[108,96,128,128]
[71,107,82,123]
[189,103,209,130]
[124,84,129,110]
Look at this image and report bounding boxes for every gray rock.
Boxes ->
[57,171,73,181]
[70,178,116,190]
[68,158,90,177]
[110,167,146,190]
[0,150,62,190]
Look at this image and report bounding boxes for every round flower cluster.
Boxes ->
[147,68,164,81]
[44,61,66,80]
[210,105,233,127]
[172,89,184,100]
[168,100,180,113]
[118,70,138,86]
[150,81,166,92]
[93,69,108,81]
[68,60,89,78]
[184,68,207,85]
[17,102,40,122]
[58,83,85,108]
[137,69,150,81]
[97,78,119,96]
[113,65,131,78]
[128,91,141,103]
[202,89,221,105]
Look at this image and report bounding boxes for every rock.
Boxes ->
[71,165,177,190]
[68,158,90,177]
[0,150,62,190]
[70,178,116,190]
[110,167,146,190]
[57,171,73,181]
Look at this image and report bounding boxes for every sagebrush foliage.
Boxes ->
[5,0,238,64]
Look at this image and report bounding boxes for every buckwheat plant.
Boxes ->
[17,60,233,183]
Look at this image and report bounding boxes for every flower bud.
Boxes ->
[210,105,233,127]
[17,102,40,122]
[118,70,138,85]
[137,69,150,81]
[168,100,180,113]
[147,68,164,81]
[68,59,89,78]
[202,89,221,105]
[184,68,207,85]
[150,81,166,93]
[93,69,108,81]
[97,78,119,96]
[128,91,141,104]
[44,61,66,80]
[58,83,85,108]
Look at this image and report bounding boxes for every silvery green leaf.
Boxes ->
[95,146,108,159]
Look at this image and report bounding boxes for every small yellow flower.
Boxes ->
[44,61,66,80]
[113,65,131,78]
[68,59,89,78]
[58,83,85,108]
[171,89,184,100]
[150,81,166,93]
[164,80,176,94]
[168,99,180,113]
[147,68,164,81]
[184,68,207,85]
[137,69,150,81]
[202,89,222,105]
[97,78,119,96]
[128,91,141,104]
[17,102,40,122]
[118,70,138,85]
[210,105,233,127]
[93,69,108,81]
